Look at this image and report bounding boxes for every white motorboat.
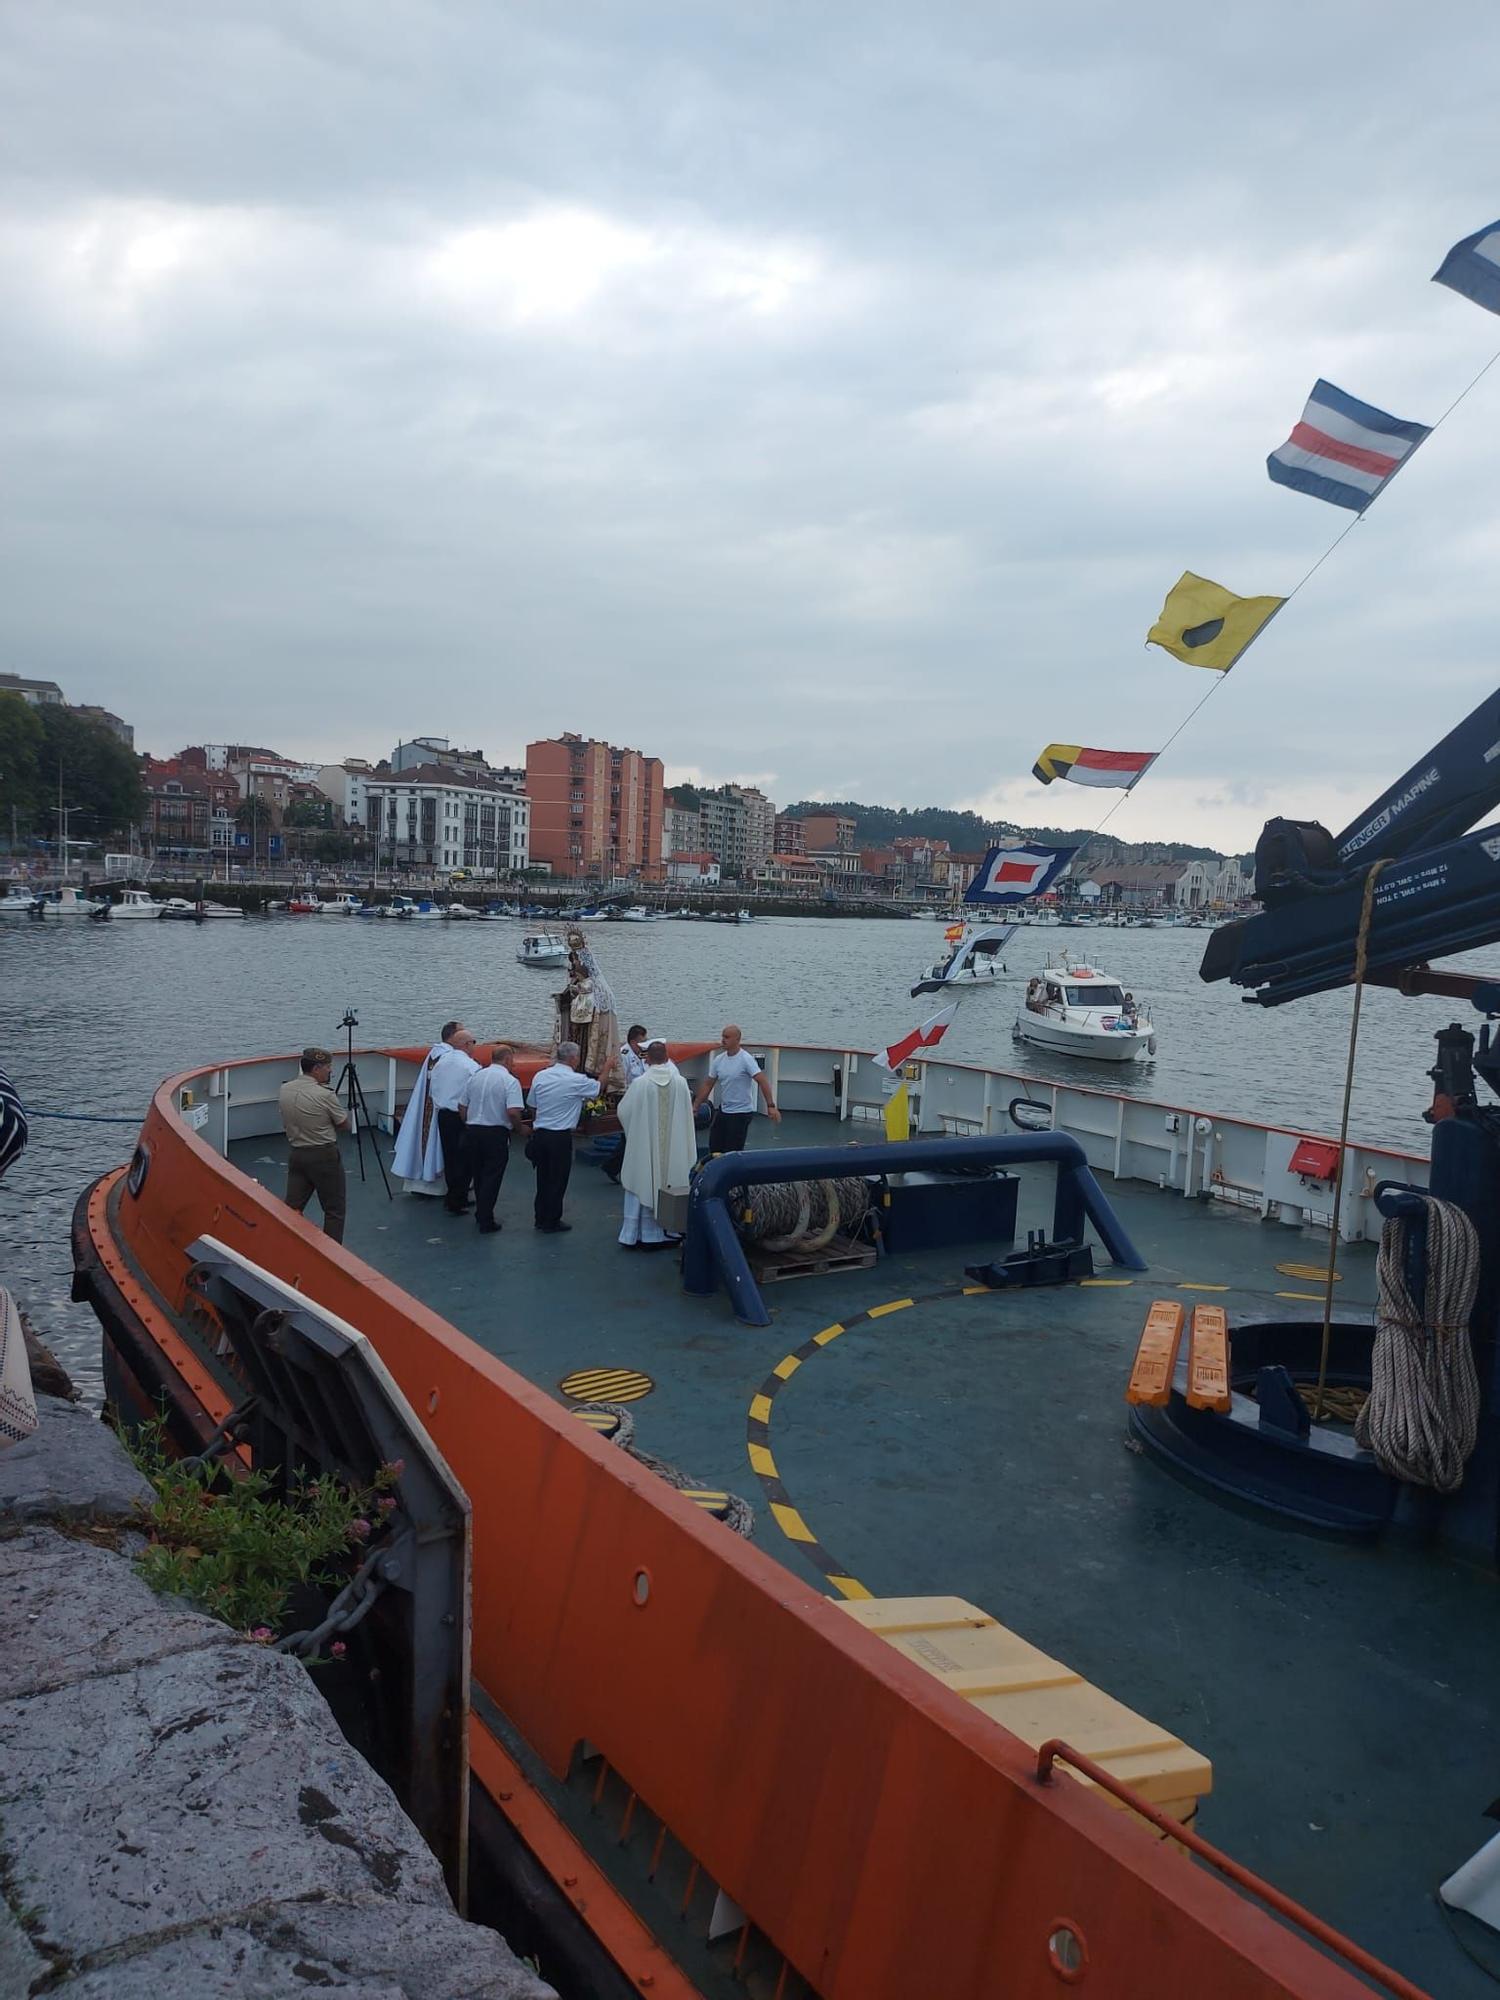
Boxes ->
[1013,956,1155,1062]
[518,932,569,967]
[324,893,364,914]
[98,888,168,920]
[445,902,474,921]
[31,886,105,918]
[0,888,39,917]
[911,922,1017,998]
[609,906,655,923]
[407,899,447,922]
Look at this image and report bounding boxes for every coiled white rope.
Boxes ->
[1356,1195,1481,1492]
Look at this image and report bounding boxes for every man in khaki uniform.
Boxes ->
[278,1047,349,1241]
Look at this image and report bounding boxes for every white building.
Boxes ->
[667,851,721,887]
[365,763,530,874]
[728,784,775,867]
[316,759,375,829]
[661,800,701,862]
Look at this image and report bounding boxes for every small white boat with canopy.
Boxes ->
[518,932,569,967]
[1013,954,1155,1062]
[911,922,1017,998]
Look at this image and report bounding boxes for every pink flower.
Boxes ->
[376,1495,397,1514]
[249,1626,273,1644]
[347,1517,372,1542]
[330,1641,347,1659]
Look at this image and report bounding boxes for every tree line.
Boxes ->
[0,695,145,849]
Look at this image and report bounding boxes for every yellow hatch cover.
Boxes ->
[839,1596,1211,1822]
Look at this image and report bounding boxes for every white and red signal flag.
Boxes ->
[1032,744,1157,789]
[872,1003,958,1072]
[1266,379,1430,514]
[963,842,1076,906]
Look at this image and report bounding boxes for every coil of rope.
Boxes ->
[732,1176,872,1254]
[581,1404,754,1536]
[1356,1194,1481,1493]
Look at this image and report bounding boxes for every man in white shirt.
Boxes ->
[691,1024,780,1154]
[525,1040,597,1232]
[616,1037,695,1249]
[429,1029,480,1214]
[459,1043,525,1235]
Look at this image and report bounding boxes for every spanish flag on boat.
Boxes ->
[1147,572,1284,673]
[1032,744,1157,789]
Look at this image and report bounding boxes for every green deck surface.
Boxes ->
[234,1115,1500,1999]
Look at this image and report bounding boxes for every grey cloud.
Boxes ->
[2,2,1499,847]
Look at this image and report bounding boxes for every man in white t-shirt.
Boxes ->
[691,1024,780,1153]
[459,1043,526,1234]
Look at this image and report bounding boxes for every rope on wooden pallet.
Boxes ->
[733,1176,872,1254]
[1357,1194,1481,1493]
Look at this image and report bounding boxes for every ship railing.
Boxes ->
[170,1044,1427,1246]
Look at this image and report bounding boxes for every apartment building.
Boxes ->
[525,734,663,879]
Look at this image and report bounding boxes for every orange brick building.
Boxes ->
[525,734,664,880]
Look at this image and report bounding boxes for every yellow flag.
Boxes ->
[882,1081,911,1142]
[1147,572,1284,672]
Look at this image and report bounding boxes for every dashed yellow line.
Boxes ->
[1080,1277,1134,1288]
[867,1298,914,1319]
[770,1502,817,1543]
[773,1354,802,1380]
[748,1393,773,1424]
[747,1442,777,1477]
[1178,1282,1231,1292]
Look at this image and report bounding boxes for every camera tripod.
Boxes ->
[335,1009,392,1200]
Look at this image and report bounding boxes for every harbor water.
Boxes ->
[5,912,1497,1402]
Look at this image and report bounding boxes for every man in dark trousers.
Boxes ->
[428,1028,480,1214]
[277,1047,350,1241]
[459,1043,525,1234]
[691,1024,780,1153]
[525,1040,596,1232]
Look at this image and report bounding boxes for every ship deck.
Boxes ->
[231,1112,1500,1998]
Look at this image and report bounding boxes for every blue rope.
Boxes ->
[26,1109,143,1125]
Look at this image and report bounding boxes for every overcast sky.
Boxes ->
[3,4,1499,849]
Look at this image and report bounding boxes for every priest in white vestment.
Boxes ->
[392,1024,462,1196]
[616,1037,696,1248]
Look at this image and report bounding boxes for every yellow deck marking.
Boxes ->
[1276,1291,1326,1302]
[570,1408,622,1431]
[1178,1282,1231,1292]
[770,1503,817,1543]
[868,1298,914,1318]
[773,1354,802,1380]
[1080,1278,1134,1288]
[560,1366,654,1404]
[748,1393,773,1424]
[829,1576,873,1600]
[1277,1261,1340,1282]
[813,1324,845,1346]
[961,1284,991,1295]
[747,1442,778,1477]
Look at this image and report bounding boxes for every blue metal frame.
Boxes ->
[683,1132,1146,1327]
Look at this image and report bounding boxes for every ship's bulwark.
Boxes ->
[71,1054,1415,2000]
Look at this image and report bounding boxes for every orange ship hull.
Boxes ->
[71,1052,1422,2000]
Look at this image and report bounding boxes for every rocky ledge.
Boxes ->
[0,1327,552,2000]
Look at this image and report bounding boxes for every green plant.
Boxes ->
[127,1419,394,1636]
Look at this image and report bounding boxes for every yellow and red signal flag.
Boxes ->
[1032,744,1158,790]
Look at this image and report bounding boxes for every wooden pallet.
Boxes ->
[748,1232,877,1285]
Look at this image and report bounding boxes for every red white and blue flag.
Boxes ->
[963,842,1075,906]
[873,1003,958,1072]
[1434,219,1500,318]
[1266,379,1430,514]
